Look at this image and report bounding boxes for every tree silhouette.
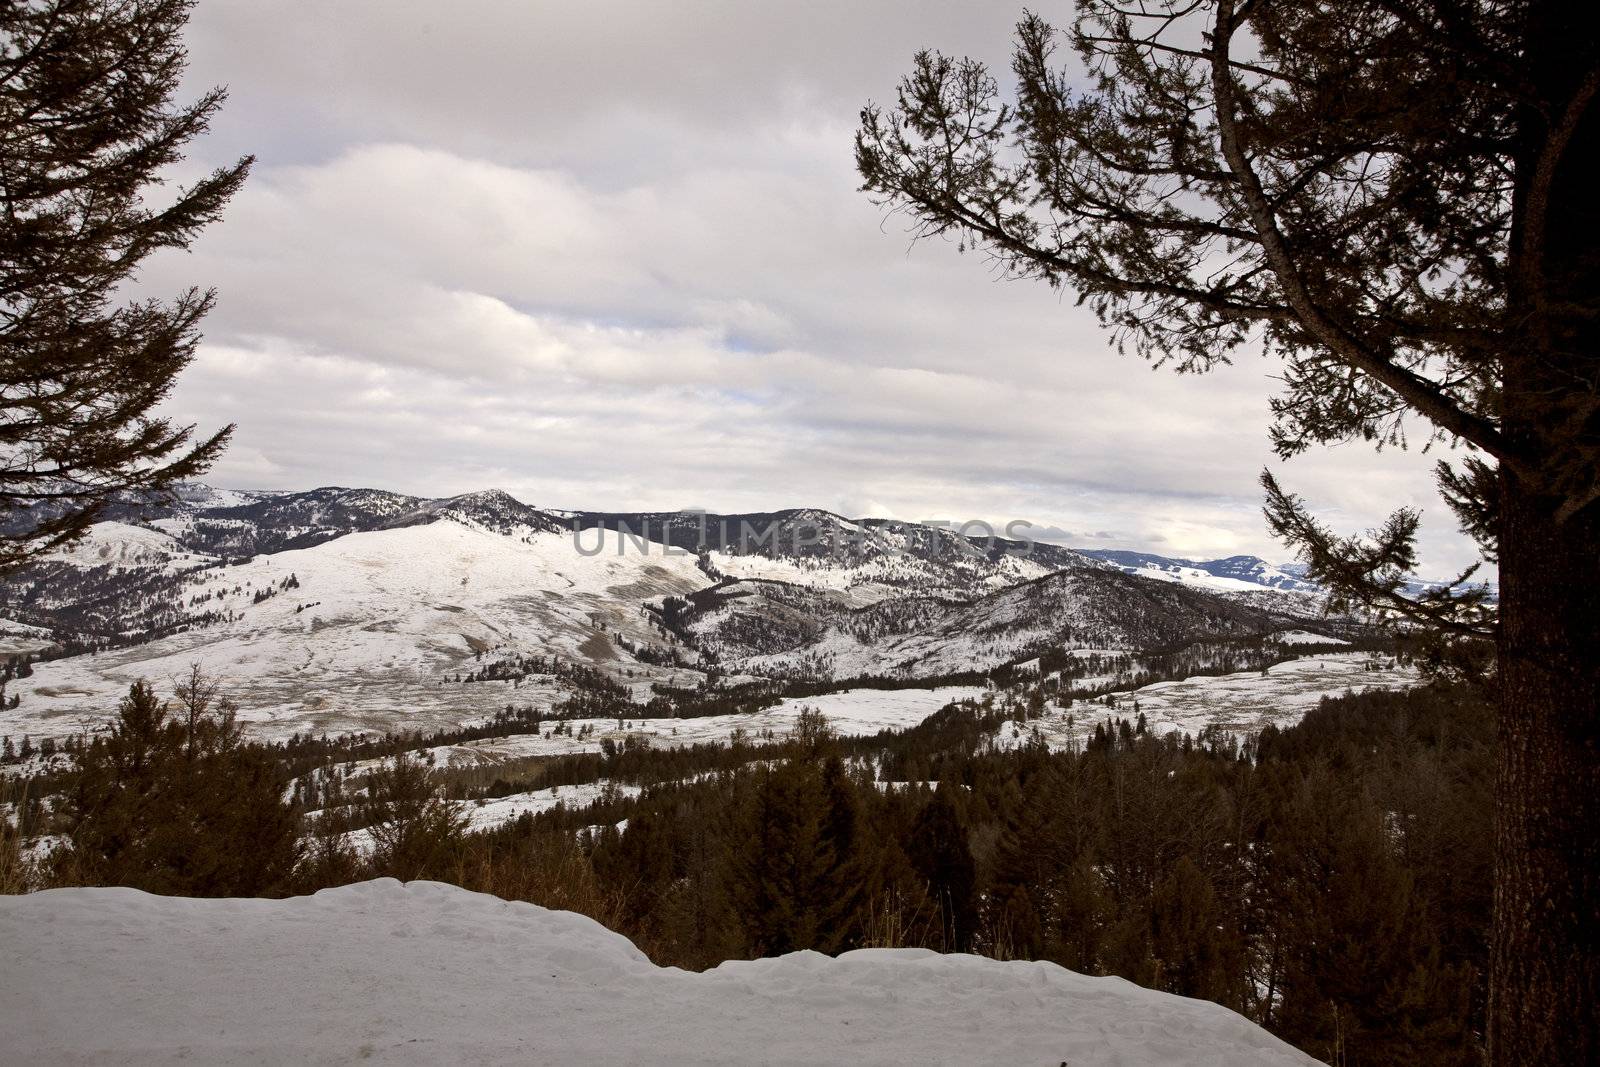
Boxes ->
[856,3,1597,1060]
[1,0,249,569]
[56,677,299,895]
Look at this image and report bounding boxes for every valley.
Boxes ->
[0,487,1464,1067]
[0,485,1406,748]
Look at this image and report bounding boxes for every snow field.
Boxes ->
[460,781,643,832]
[989,653,1418,751]
[303,686,993,778]
[40,521,213,571]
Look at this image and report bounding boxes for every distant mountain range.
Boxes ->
[6,483,1370,590]
[0,484,1387,741]
[1074,549,1318,593]
[1076,548,1495,603]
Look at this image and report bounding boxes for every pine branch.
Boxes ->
[1261,470,1496,640]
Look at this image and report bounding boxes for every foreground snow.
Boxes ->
[0,880,1315,1066]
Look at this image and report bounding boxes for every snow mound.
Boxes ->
[0,879,1315,1065]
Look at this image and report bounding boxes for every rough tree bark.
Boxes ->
[1494,491,1600,1062]
[1493,5,1600,1059]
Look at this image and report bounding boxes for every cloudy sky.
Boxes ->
[142,0,1480,574]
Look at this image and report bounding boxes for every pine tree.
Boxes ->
[1149,856,1233,1004]
[908,785,977,952]
[731,759,837,955]
[856,5,1598,1057]
[56,677,298,895]
[0,812,24,893]
[360,752,468,881]
[816,754,877,952]
[1,0,250,570]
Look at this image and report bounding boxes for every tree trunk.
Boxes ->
[1493,6,1600,1060]
[1492,490,1600,1064]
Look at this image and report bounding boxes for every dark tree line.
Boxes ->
[0,556,232,646]
[45,679,299,895]
[468,684,1493,1066]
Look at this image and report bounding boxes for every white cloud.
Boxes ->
[149,1,1485,578]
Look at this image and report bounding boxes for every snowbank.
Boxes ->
[0,879,1315,1065]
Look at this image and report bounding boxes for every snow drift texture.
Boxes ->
[1,879,1316,1065]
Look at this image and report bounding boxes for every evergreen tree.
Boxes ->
[1,0,249,570]
[731,758,838,955]
[56,678,299,895]
[295,809,361,892]
[856,5,1598,1056]
[1149,856,1233,1004]
[907,785,977,952]
[360,752,468,881]
[816,754,877,952]
[0,813,24,893]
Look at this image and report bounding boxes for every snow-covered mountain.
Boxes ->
[147,486,428,557]
[0,486,1360,740]
[3,517,711,739]
[399,488,569,538]
[1079,549,1318,593]
[682,565,1327,681]
[573,508,1090,602]
[1079,547,1498,602]
[0,879,1319,1065]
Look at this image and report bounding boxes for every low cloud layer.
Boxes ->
[142,1,1482,575]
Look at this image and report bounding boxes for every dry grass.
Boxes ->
[860,887,940,950]
[454,838,627,932]
[0,827,31,894]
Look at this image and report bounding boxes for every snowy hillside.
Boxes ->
[0,615,52,656]
[0,879,1318,1066]
[41,521,212,571]
[1078,549,1318,594]
[7,519,709,740]
[576,507,1092,602]
[1,486,1372,743]
[1079,548,1498,602]
[991,652,1417,750]
[709,566,1327,681]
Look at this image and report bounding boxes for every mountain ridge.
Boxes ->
[0,483,1379,742]
[6,481,1393,597]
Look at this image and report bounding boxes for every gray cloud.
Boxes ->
[142,0,1485,577]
